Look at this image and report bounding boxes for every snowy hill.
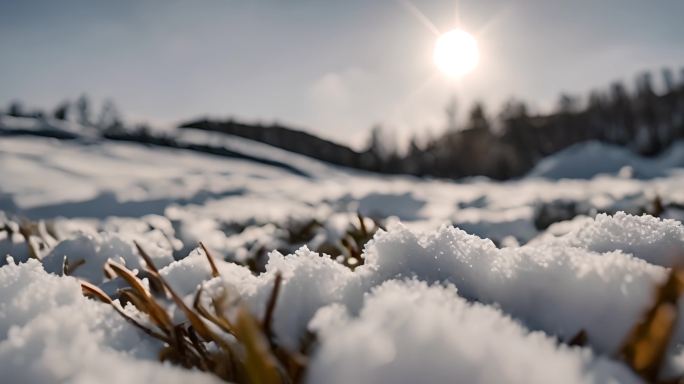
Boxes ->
[528,140,684,179]
[0,114,98,139]
[2,135,682,242]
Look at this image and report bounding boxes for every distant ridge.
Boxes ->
[178,118,372,170]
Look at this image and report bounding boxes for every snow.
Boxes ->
[308,280,639,384]
[41,231,174,284]
[0,259,221,384]
[1,134,684,383]
[0,115,92,139]
[527,141,684,180]
[550,212,684,267]
[361,224,667,355]
[188,219,676,379]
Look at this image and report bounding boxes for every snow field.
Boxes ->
[2,211,683,382]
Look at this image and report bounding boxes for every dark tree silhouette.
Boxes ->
[97,99,124,132]
[76,94,91,127]
[7,101,23,117]
[445,96,458,131]
[53,101,70,120]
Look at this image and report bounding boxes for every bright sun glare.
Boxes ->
[433,29,479,77]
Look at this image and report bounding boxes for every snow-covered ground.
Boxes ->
[1,134,684,383]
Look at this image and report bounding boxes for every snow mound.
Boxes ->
[527,141,682,179]
[308,279,639,384]
[552,212,684,267]
[207,216,671,358]
[361,223,669,354]
[42,232,173,284]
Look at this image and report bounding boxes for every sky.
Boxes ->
[1,0,683,148]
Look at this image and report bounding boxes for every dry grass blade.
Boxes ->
[357,212,368,237]
[107,260,175,332]
[619,267,684,382]
[135,241,215,340]
[119,288,153,313]
[274,348,308,384]
[263,272,282,340]
[193,286,234,335]
[108,260,149,295]
[652,195,665,217]
[372,217,386,232]
[134,241,161,273]
[103,262,116,279]
[192,290,239,378]
[187,325,211,363]
[234,305,282,384]
[200,241,221,278]
[567,329,588,347]
[80,280,169,342]
[62,256,85,276]
[18,223,40,260]
[81,280,113,304]
[143,270,166,296]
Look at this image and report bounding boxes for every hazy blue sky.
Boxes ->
[1,0,683,147]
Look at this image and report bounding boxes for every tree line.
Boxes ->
[364,67,684,179]
[3,95,133,135]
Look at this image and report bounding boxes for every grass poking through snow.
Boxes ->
[82,242,306,384]
[64,212,684,383]
[619,266,684,383]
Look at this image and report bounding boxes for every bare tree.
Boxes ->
[76,94,91,126]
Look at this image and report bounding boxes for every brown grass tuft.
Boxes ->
[79,241,308,383]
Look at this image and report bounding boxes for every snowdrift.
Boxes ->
[528,141,684,179]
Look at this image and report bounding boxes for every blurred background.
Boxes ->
[2,0,684,180]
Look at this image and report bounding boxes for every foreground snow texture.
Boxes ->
[0,259,221,384]
[2,136,684,383]
[3,213,684,383]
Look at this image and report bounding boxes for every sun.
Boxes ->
[433,29,479,77]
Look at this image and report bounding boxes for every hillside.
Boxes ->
[179,118,371,170]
